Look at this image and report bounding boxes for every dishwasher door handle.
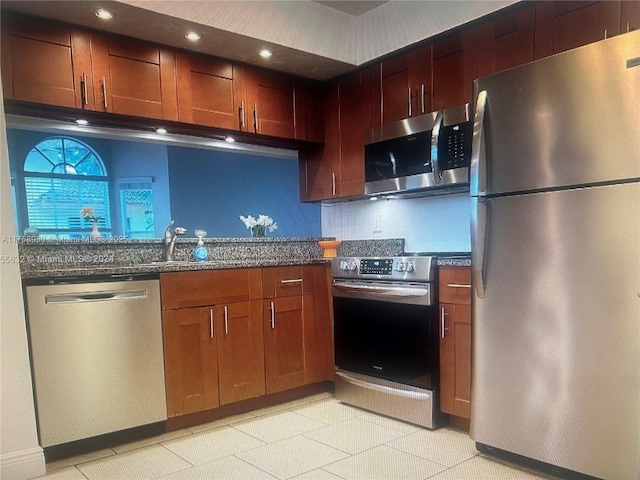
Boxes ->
[45,289,148,304]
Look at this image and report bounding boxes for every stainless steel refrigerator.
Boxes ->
[470,30,640,480]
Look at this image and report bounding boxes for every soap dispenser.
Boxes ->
[194,229,208,262]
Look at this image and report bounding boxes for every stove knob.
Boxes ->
[396,262,406,272]
[348,261,358,271]
[406,262,415,273]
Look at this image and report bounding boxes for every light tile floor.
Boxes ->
[34,393,552,480]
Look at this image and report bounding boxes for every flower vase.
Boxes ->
[90,222,101,239]
[251,225,266,238]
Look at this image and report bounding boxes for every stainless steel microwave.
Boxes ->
[364,104,472,196]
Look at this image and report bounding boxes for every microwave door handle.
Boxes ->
[431,111,443,184]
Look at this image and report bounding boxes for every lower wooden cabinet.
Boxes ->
[215,300,265,405]
[439,266,472,420]
[162,265,333,419]
[162,307,219,418]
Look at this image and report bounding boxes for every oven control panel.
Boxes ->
[332,256,434,282]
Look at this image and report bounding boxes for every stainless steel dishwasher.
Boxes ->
[25,274,167,448]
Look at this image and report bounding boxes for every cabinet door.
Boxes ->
[215,300,265,405]
[477,4,535,77]
[264,295,309,393]
[295,80,325,143]
[432,29,478,110]
[176,52,245,130]
[91,33,178,120]
[304,265,334,383]
[337,70,370,198]
[246,68,295,138]
[378,55,413,125]
[534,1,622,59]
[621,1,640,33]
[1,13,94,109]
[439,303,471,418]
[163,307,219,417]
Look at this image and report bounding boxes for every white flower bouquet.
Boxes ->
[239,214,278,237]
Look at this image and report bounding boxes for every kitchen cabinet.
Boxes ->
[91,33,178,120]
[246,68,296,139]
[162,306,220,417]
[294,80,325,143]
[1,12,94,110]
[432,29,478,111]
[214,300,266,405]
[160,268,264,417]
[477,4,535,78]
[301,70,370,201]
[620,1,640,32]
[262,265,334,393]
[439,266,472,420]
[176,52,247,131]
[534,1,623,59]
[372,46,432,126]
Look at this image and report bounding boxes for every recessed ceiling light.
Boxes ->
[225,136,236,143]
[156,128,167,134]
[94,9,113,20]
[259,49,272,59]
[76,119,89,126]
[185,32,201,42]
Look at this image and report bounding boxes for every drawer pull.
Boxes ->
[446,283,471,289]
[270,301,275,329]
[280,278,303,285]
[224,305,229,335]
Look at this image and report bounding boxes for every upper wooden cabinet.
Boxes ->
[534,1,625,59]
[246,68,296,139]
[372,46,432,126]
[621,1,640,33]
[91,33,178,120]
[477,4,535,78]
[176,52,246,130]
[432,29,478,111]
[1,13,94,110]
[294,80,325,143]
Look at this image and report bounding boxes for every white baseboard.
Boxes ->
[1,446,46,480]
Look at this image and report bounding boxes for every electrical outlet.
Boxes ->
[372,214,382,234]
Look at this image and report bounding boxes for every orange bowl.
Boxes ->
[318,240,342,258]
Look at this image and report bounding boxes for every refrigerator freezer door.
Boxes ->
[471,182,640,479]
[473,30,640,196]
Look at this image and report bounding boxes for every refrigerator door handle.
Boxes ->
[471,196,487,298]
[471,90,488,197]
[431,111,443,184]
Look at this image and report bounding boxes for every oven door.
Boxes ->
[332,281,438,390]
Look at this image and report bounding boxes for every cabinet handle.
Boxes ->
[101,75,108,109]
[421,84,425,114]
[446,283,472,289]
[240,100,246,129]
[441,306,447,339]
[209,308,214,339]
[224,305,229,335]
[270,301,275,329]
[253,103,258,132]
[408,87,412,117]
[81,72,88,106]
[604,29,608,40]
[331,172,336,196]
[627,22,631,33]
[280,278,303,285]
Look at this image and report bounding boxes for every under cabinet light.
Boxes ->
[225,136,235,143]
[259,49,272,59]
[185,32,201,41]
[156,128,167,134]
[94,9,113,20]
[76,119,89,126]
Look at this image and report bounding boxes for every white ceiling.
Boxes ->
[1,1,518,80]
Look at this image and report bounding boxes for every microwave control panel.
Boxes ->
[438,121,473,169]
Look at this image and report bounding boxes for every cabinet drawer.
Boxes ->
[439,266,472,305]
[160,268,262,309]
[262,266,312,298]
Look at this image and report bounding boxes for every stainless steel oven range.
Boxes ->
[331,256,446,429]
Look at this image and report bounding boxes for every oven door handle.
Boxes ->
[333,283,429,298]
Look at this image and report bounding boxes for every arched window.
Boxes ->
[23,136,111,238]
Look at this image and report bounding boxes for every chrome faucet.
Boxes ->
[164,220,187,261]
